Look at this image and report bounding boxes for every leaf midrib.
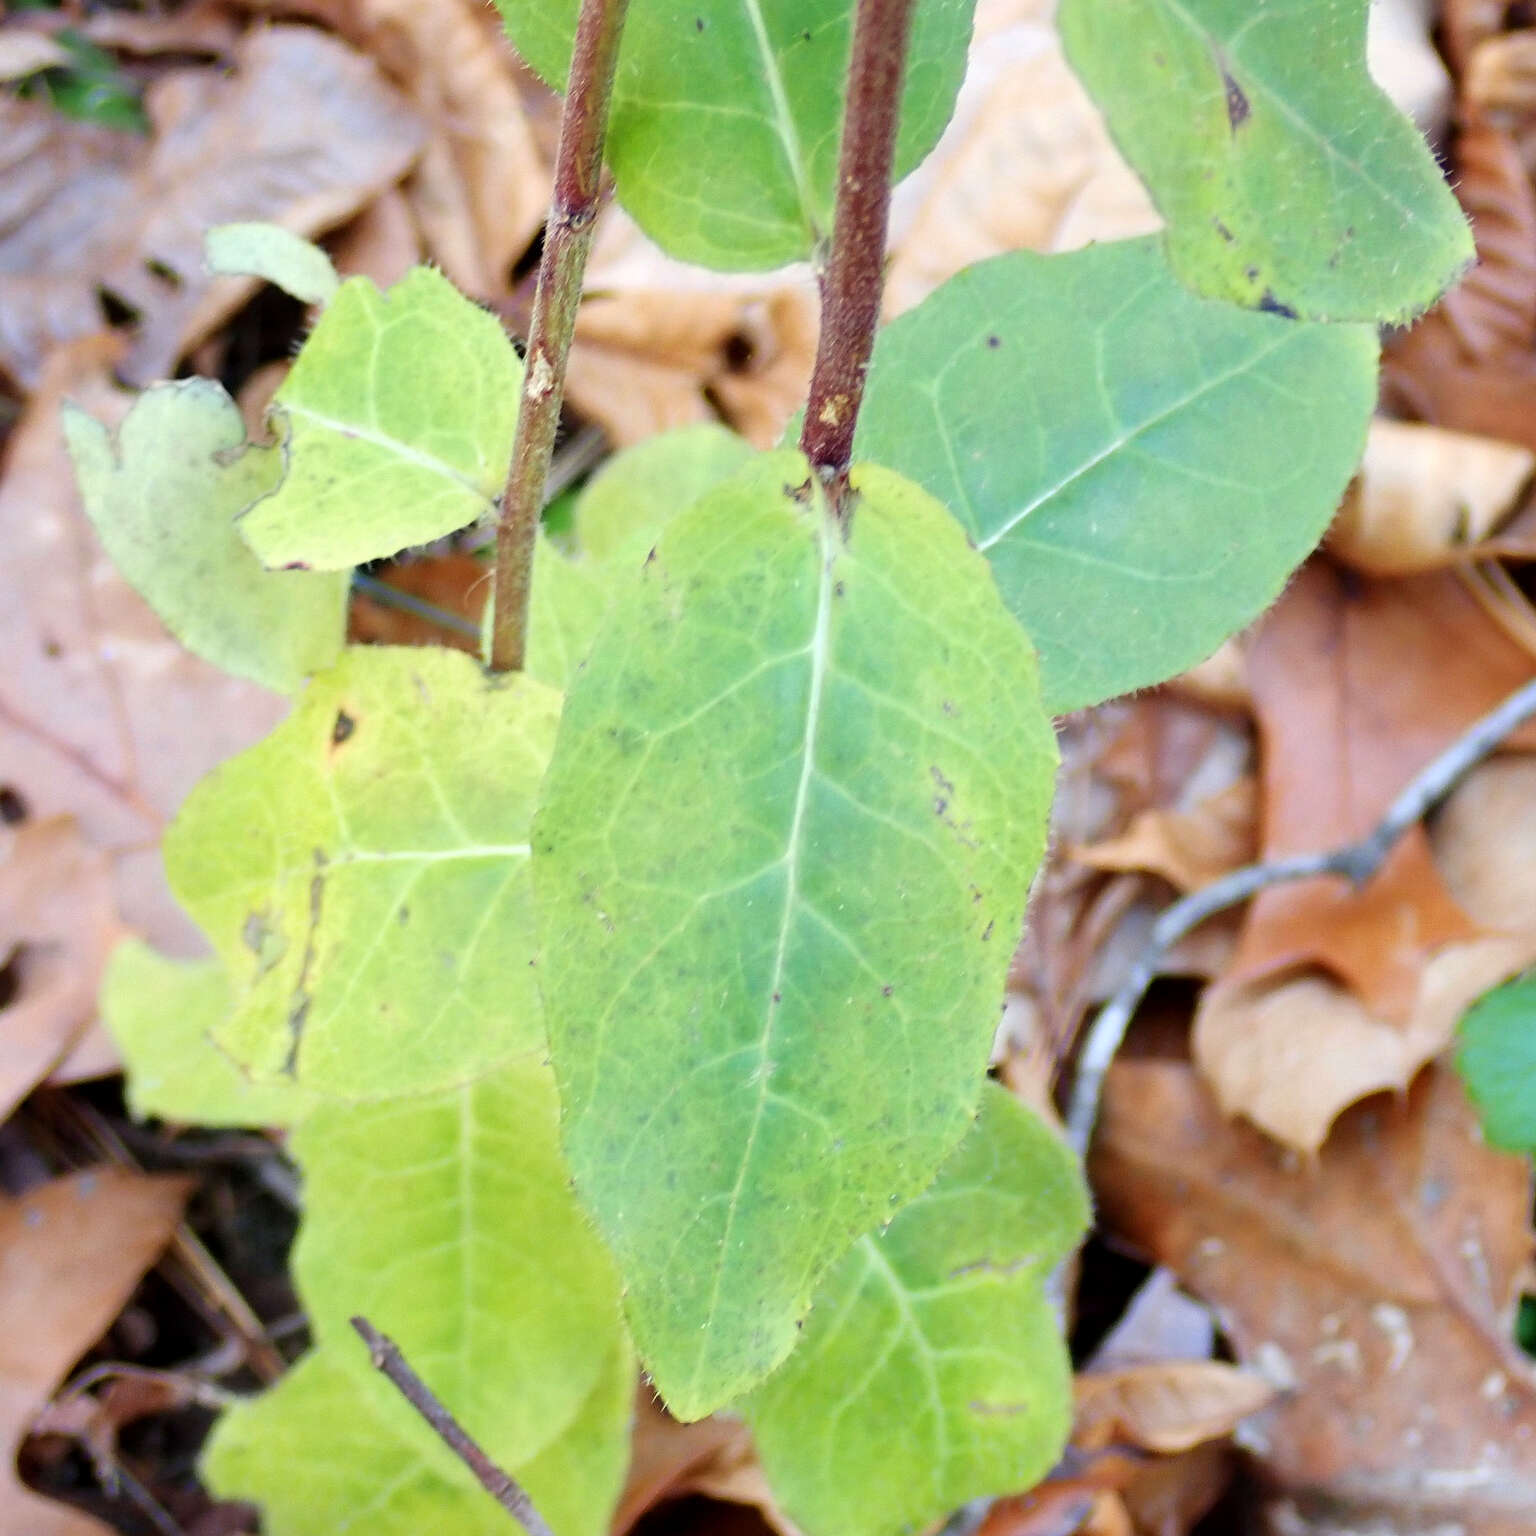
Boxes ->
[741,0,822,243]
[280,401,493,502]
[688,509,838,1400]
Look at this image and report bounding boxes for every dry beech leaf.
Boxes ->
[1075,1362,1275,1456]
[1199,742,1536,1152]
[1381,119,1536,451]
[1094,1062,1536,1536]
[882,0,1157,316]
[0,26,424,389]
[1441,0,1509,77]
[571,214,817,448]
[244,0,543,298]
[1073,779,1256,895]
[1465,32,1536,131]
[330,186,423,290]
[1193,937,1536,1153]
[1225,560,1536,1018]
[1328,419,1536,575]
[1432,756,1536,929]
[0,818,127,1122]
[0,336,287,951]
[0,1170,191,1536]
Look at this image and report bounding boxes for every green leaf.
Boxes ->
[206,223,341,307]
[1456,975,1536,1152]
[102,941,312,1128]
[745,1084,1087,1536]
[291,1058,626,1456]
[63,383,347,693]
[533,450,1056,1417]
[164,646,559,1100]
[524,539,611,690]
[1058,0,1472,322]
[574,424,754,567]
[237,268,520,570]
[856,237,1378,713]
[493,0,977,270]
[203,1336,633,1536]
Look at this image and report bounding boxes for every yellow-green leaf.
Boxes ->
[533,450,1056,1417]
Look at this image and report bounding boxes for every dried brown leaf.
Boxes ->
[1225,560,1536,1017]
[0,26,424,389]
[0,818,126,1122]
[882,0,1157,316]
[0,335,287,951]
[1328,419,1536,575]
[1074,780,1256,895]
[1093,1061,1536,1536]
[0,1169,191,1536]
[1075,1362,1275,1455]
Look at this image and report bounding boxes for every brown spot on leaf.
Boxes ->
[1223,69,1250,129]
[331,709,355,746]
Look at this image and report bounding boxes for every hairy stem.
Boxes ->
[350,1317,555,1536]
[489,0,630,673]
[799,0,917,514]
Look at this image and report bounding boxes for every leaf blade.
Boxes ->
[1058,0,1472,321]
[856,237,1379,712]
[533,452,1056,1415]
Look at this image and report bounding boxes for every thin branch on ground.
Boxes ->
[350,1316,556,1536]
[1064,672,1536,1158]
[489,0,629,673]
[799,0,917,515]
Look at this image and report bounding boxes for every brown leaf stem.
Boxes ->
[350,1316,556,1536]
[489,0,629,673]
[799,0,918,516]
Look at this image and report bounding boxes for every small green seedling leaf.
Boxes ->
[103,941,312,1127]
[164,646,560,1100]
[574,424,754,567]
[1456,975,1536,1152]
[292,1058,626,1460]
[203,1336,633,1536]
[493,0,977,270]
[238,268,520,570]
[533,450,1056,1417]
[856,237,1378,713]
[1058,0,1472,322]
[744,1084,1088,1536]
[205,223,341,307]
[63,383,346,693]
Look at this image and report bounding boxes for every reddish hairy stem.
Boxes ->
[799,0,918,515]
[489,0,629,673]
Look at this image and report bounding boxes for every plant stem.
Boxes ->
[799,0,917,514]
[489,0,629,674]
[350,1317,556,1536]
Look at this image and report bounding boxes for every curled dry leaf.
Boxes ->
[0,818,126,1123]
[1075,1362,1275,1455]
[1200,746,1536,1153]
[245,0,544,298]
[0,1169,191,1536]
[1073,778,1256,895]
[571,214,818,448]
[882,0,1157,316]
[1194,937,1536,1154]
[1328,419,1536,576]
[1224,560,1536,1019]
[0,336,287,952]
[1382,119,1536,450]
[1093,1062,1536,1536]
[0,26,424,389]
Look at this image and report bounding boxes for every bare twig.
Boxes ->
[349,1317,556,1536]
[1064,673,1536,1157]
[799,0,917,513]
[489,0,629,673]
